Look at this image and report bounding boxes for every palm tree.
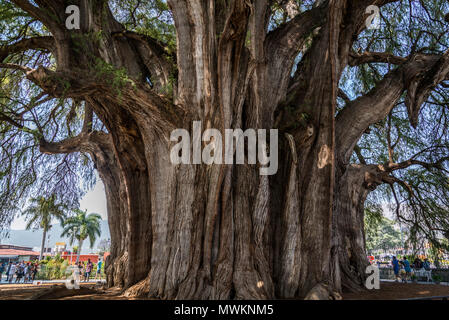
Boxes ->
[65,228,79,264]
[21,194,67,261]
[61,209,102,264]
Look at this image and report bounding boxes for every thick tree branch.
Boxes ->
[0,111,25,130]
[348,51,408,66]
[11,0,62,32]
[0,63,32,72]
[354,145,367,165]
[405,50,449,128]
[336,52,446,163]
[22,66,187,129]
[82,103,94,133]
[386,157,449,173]
[39,131,111,156]
[112,31,175,91]
[266,2,328,61]
[0,36,55,62]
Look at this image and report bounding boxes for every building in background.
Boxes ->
[0,244,40,263]
[53,242,67,255]
[61,253,99,264]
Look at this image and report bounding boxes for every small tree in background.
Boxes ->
[21,194,67,261]
[61,209,102,263]
[365,212,403,255]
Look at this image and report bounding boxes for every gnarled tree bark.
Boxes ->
[3,0,449,300]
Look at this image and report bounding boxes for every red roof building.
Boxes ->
[0,245,40,262]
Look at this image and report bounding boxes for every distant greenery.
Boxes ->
[36,254,104,280]
[365,209,403,253]
[21,194,68,260]
[61,209,102,263]
[37,255,70,280]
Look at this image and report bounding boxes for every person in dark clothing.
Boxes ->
[413,258,423,269]
[15,263,23,283]
[423,258,431,271]
[392,256,400,282]
[0,263,5,282]
[31,264,39,281]
[5,262,12,282]
[401,257,412,283]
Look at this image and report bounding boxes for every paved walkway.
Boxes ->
[0,275,106,285]
[382,279,449,286]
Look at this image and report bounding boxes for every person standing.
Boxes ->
[413,257,423,269]
[402,257,412,283]
[423,258,431,270]
[23,263,29,283]
[8,263,16,283]
[392,256,400,282]
[85,259,93,282]
[15,262,23,283]
[78,261,84,281]
[32,263,39,282]
[94,259,103,281]
[6,262,12,282]
[0,263,4,282]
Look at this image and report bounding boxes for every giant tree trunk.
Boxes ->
[332,165,375,293]
[8,0,448,300]
[16,0,409,300]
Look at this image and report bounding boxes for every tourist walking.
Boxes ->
[423,258,431,270]
[392,256,400,282]
[413,258,423,269]
[94,259,103,281]
[0,263,4,282]
[23,263,29,283]
[31,263,38,281]
[401,257,412,283]
[25,263,32,283]
[15,263,24,283]
[85,259,93,282]
[8,263,16,283]
[6,262,12,282]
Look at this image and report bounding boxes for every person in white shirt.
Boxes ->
[8,263,16,283]
[23,264,29,283]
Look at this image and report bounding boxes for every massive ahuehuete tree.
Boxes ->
[1,0,449,299]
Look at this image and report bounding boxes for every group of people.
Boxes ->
[0,261,39,283]
[0,258,103,284]
[411,257,431,270]
[391,256,431,283]
[75,259,103,282]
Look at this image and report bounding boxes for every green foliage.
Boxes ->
[36,257,70,280]
[365,211,403,253]
[350,0,449,253]
[110,0,176,53]
[93,58,136,95]
[432,274,442,282]
[61,209,102,249]
[21,194,68,232]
